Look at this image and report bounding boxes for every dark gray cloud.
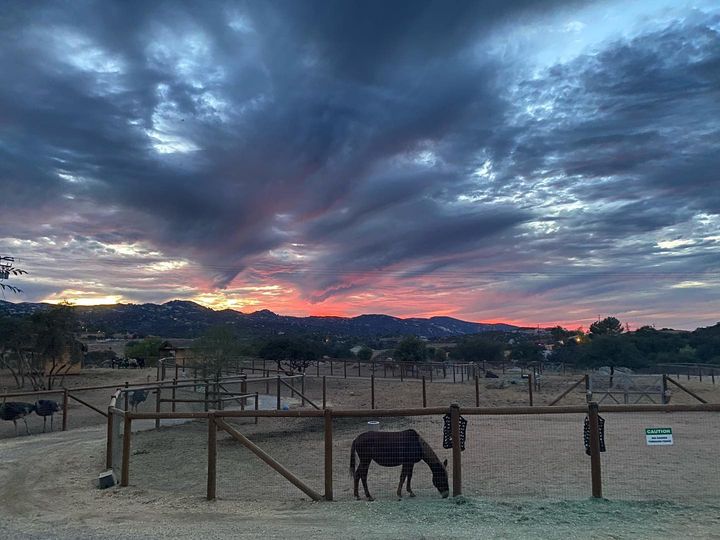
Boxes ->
[1,1,719,328]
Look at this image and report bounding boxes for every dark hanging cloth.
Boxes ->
[443,413,468,451]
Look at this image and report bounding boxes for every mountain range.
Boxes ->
[0,300,520,338]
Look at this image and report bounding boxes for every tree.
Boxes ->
[0,256,27,294]
[550,326,572,343]
[394,336,427,363]
[451,336,504,363]
[125,337,164,364]
[0,315,33,388]
[258,336,319,373]
[589,317,624,337]
[192,326,241,378]
[573,335,644,369]
[431,347,448,362]
[356,346,373,361]
[510,341,544,365]
[25,305,84,390]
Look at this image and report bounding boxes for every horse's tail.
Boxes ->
[349,438,357,477]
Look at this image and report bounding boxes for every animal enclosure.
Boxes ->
[109,403,720,504]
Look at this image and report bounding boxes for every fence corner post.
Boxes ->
[588,401,603,499]
[207,413,217,501]
[450,402,462,497]
[324,408,333,501]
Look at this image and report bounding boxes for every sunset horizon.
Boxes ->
[2,0,719,333]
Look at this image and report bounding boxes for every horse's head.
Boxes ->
[431,459,449,498]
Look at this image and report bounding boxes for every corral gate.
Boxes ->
[589,373,664,404]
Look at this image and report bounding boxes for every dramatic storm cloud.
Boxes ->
[1,0,719,328]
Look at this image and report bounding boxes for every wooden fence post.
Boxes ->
[265,372,270,394]
[124,381,129,411]
[172,379,177,412]
[324,408,333,501]
[155,386,162,428]
[662,374,668,404]
[276,376,282,410]
[371,375,375,410]
[241,380,247,411]
[204,380,209,412]
[453,365,456,383]
[105,408,113,469]
[357,361,361,377]
[254,392,259,424]
[322,376,327,409]
[588,401,602,498]
[330,361,334,376]
[121,414,132,487]
[528,373,533,406]
[301,375,306,407]
[316,361,320,377]
[62,388,69,431]
[207,414,217,500]
[422,376,427,408]
[584,374,591,402]
[344,360,347,379]
[475,376,480,407]
[450,403,461,497]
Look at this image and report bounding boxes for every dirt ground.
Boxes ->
[1,367,720,538]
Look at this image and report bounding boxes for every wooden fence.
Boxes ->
[106,399,720,502]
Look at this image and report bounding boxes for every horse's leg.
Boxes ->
[397,467,408,499]
[358,459,373,501]
[406,464,416,497]
[43,416,47,433]
[353,467,360,499]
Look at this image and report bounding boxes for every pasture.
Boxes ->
[1,366,720,538]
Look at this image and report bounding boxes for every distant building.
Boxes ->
[159,339,196,365]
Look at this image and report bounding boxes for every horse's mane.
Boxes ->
[417,433,442,466]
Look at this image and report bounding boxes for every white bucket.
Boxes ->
[367,421,380,431]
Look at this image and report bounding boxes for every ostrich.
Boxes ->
[128,389,148,411]
[35,399,61,432]
[0,402,36,435]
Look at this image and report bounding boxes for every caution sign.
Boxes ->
[646,427,673,445]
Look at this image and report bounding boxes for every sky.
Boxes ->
[1,0,719,330]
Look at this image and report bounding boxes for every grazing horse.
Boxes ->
[350,429,449,501]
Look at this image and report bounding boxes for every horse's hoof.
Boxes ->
[367,496,375,502]
[408,492,416,498]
